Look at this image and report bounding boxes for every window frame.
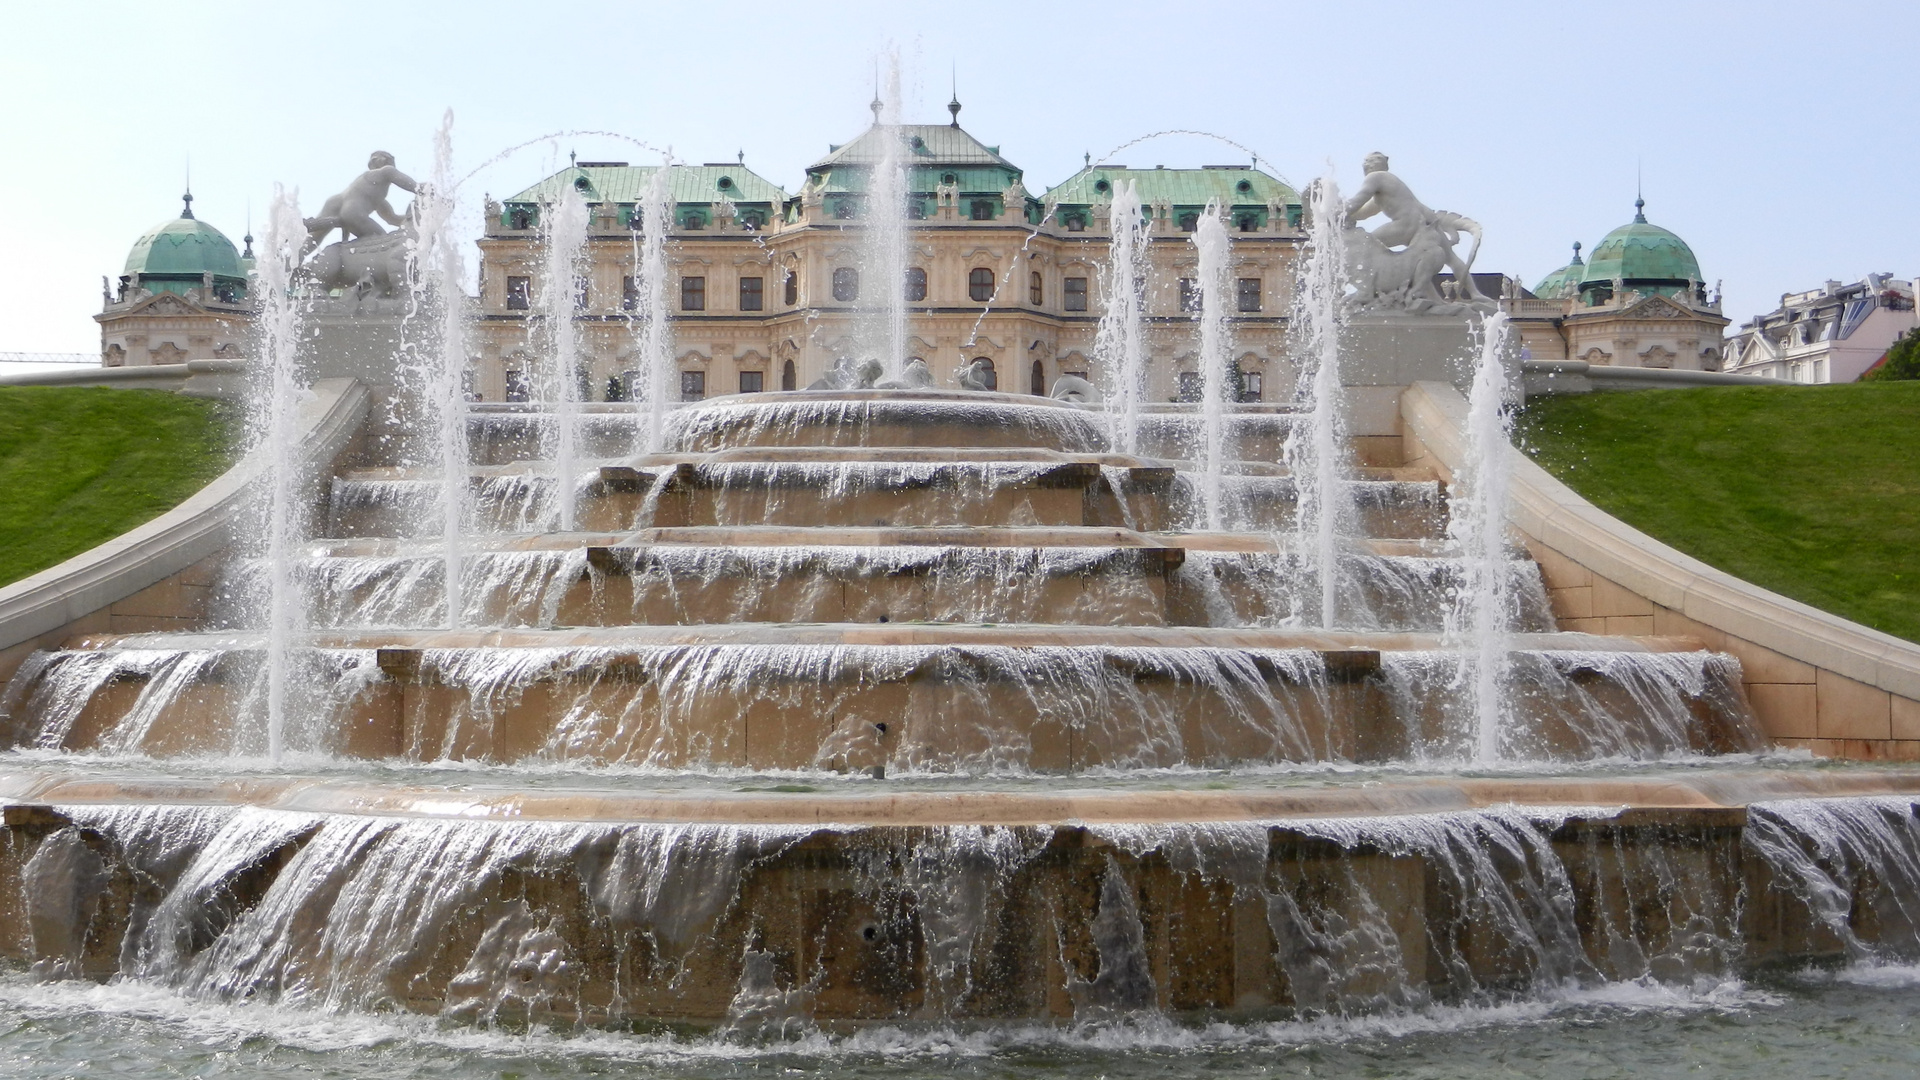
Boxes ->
[832,266,860,303]
[968,267,996,303]
[738,369,764,394]
[905,267,927,302]
[1064,276,1089,312]
[679,370,706,401]
[680,275,706,312]
[1029,271,1043,306]
[1236,277,1262,313]
[505,276,531,311]
[739,276,764,311]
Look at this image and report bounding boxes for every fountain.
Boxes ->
[1,136,1918,1076]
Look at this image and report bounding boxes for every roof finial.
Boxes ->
[570,149,577,168]
[1635,162,1646,223]
[870,63,883,121]
[1084,150,1091,169]
[181,159,194,219]
[948,63,962,128]
[737,148,744,165]
[1571,240,1582,263]
[243,202,253,259]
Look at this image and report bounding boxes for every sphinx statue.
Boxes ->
[1342,152,1492,316]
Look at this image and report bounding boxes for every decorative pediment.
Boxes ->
[1622,295,1689,321]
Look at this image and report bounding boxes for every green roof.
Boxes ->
[1579,200,1701,288]
[1045,166,1299,208]
[505,164,786,206]
[1533,242,1586,299]
[805,123,1022,196]
[810,124,1016,170]
[124,197,245,285]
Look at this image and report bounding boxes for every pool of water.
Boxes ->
[2,966,1917,1080]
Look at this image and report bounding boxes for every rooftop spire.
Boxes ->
[1571,240,1583,264]
[948,64,961,128]
[1633,196,1647,224]
[243,203,253,259]
[180,189,194,220]
[870,64,883,121]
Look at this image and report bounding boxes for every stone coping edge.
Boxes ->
[1402,380,1920,702]
[3,768,1918,827]
[0,379,371,654]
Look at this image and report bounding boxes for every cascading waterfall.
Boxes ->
[1285,168,1351,629]
[1191,203,1233,530]
[1447,311,1515,763]
[248,189,310,763]
[539,186,589,531]
[861,53,910,377]
[635,162,675,453]
[1094,179,1148,453]
[406,109,473,628]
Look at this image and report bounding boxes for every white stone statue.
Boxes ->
[875,357,935,390]
[1342,152,1492,315]
[956,358,998,391]
[303,151,420,255]
[1049,372,1101,404]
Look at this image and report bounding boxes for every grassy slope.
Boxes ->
[0,387,234,587]
[1517,382,1920,643]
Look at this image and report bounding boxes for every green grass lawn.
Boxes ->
[1516,382,1920,643]
[0,387,235,587]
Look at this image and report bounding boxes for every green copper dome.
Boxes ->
[123,193,247,296]
[1578,199,1700,293]
[1533,241,1585,300]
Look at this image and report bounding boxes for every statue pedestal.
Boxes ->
[1338,313,1519,451]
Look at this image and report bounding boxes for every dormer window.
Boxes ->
[1093,179,1111,195]
[1064,214,1086,232]
[832,200,857,220]
[907,201,926,220]
[970,199,995,221]
[508,207,534,230]
[573,176,591,192]
[1178,212,1199,232]
[740,210,765,230]
[716,176,735,191]
[941,172,958,185]
[1235,213,1258,232]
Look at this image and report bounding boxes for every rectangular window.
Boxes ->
[622,276,639,311]
[680,370,706,401]
[506,276,530,311]
[739,370,764,394]
[1236,277,1262,313]
[784,270,798,306]
[970,199,995,221]
[1178,278,1198,312]
[739,276,764,311]
[1175,371,1203,402]
[573,275,590,311]
[1065,277,1089,312]
[681,275,706,311]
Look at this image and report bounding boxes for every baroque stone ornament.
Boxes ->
[299,152,422,300]
[1343,152,1492,316]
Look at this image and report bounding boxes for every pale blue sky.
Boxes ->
[3,0,1914,355]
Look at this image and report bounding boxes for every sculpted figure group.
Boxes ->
[299,151,422,300]
[1341,152,1493,316]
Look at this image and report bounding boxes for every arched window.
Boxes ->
[970,199,995,221]
[1236,213,1258,232]
[969,267,995,302]
[1065,214,1086,232]
[1177,212,1199,232]
[832,267,860,303]
[1030,360,1045,396]
[973,357,997,391]
[1029,271,1043,306]
[781,358,796,391]
[904,267,927,302]
[783,269,798,306]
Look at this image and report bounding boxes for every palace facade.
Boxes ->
[469,106,1305,404]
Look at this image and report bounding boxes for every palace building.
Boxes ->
[1505,198,1728,370]
[469,103,1304,403]
[96,192,253,367]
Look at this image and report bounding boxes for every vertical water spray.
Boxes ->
[861,54,910,377]
[635,163,675,454]
[1192,203,1233,530]
[540,186,589,530]
[1094,180,1148,454]
[1286,169,1351,627]
[1448,311,1516,763]
[249,189,309,762]
[408,110,472,627]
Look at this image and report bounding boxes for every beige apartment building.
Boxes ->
[469,111,1304,404]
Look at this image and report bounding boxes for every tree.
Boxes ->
[1863,331,1920,381]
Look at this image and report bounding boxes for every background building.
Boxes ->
[97,193,252,367]
[1724,274,1916,383]
[470,108,1303,404]
[1508,199,1728,369]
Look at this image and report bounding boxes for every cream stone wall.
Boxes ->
[96,289,250,367]
[472,198,1301,404]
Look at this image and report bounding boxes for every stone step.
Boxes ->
[14,629,1760,770]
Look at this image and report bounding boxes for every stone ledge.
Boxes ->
[1401,381,1920,755]
[0,379,370,677]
